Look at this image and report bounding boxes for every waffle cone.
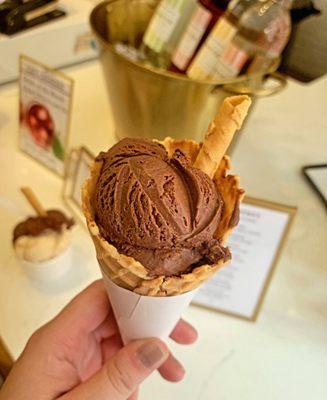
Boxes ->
[82,137,244,297]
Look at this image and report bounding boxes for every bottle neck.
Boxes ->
[272,0,292,9]
[200,0,231,12]
[212,0,231,7]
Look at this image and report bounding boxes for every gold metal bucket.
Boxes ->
[90,0,286,144]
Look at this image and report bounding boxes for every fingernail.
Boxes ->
[136,341,167,369]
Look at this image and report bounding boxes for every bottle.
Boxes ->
[240,0,292,76]
[141,0,197,69]
[170,0,230,74]
[188,0,291,81]
[187,0,257,79]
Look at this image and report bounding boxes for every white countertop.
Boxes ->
[0,60,326,400]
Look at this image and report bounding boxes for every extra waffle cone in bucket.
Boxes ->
[82,95,251,342]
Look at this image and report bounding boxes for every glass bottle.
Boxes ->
[187,0,291,79]
[141,0,197,68]
[170,0,230,74]
[241,0,292,76]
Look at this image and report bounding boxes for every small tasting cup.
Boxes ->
[20,246,73,282]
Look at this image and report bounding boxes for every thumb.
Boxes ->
[60,338,169,400]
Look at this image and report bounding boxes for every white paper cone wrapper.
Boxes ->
[101,270,198,344]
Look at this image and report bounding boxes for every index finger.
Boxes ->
[53,279,111,335]
[170,319,198,344]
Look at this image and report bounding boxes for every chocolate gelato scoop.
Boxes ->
[13,210,74,242]
[93,138,230,276]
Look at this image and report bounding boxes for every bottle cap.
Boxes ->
[212,0,231,10]
[274,0,292,9]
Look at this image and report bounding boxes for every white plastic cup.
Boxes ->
[20,246,73,283]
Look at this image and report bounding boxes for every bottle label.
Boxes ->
[143,0,188,53]
[187,17,237,80]
[213,42,249,79]
[263,13,290,56]
[171,4,212,70]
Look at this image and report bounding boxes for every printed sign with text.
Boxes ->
[19,55,73,176]
[193,198,296,321]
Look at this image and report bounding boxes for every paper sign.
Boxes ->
[193,198,296,321]
[19,54,73,176]
[63,147,94,225]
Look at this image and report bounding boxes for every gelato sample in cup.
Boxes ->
[13,209,75,281]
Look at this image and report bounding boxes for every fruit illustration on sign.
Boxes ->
[26,104,55,149]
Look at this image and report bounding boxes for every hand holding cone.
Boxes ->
[82,95,251,344]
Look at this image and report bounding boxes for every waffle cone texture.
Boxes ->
[82,137,244,296]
